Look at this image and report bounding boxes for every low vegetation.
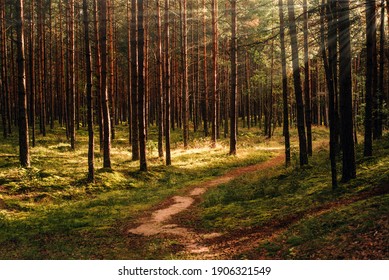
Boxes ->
[0,124,387,259]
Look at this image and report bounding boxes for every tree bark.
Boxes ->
[364,0,377,156]
[320,0,337,188]
[278,0,291,166]
[157,0,164,158]
[83,0,94,182]
[287,0,308,166]
[138,0,147,171]
[229,0,237,155]
[211,0,218,147]
[180,0,189,149]
[131,0,139,161]
[98,0,112,168]
[338,0,356,181]
[164,0,171,166]
[15,0,30,167]
[303,0,312,156]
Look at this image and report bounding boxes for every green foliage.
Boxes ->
[0,122,276,259]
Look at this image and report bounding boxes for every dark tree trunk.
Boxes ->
[138,0,147,171]
[131,0,139,161]
[229,0,237,155]
[180,0,189,149]
[98,0,112,168]
[93,0,104,152]
[15,0,30,167]
[83,0,94,182]
[127,0,132,145]
[164,0,171,166]
[376,0,385,139]
[157,0,164,158]
[303,0,312,156]
[211,0,218,147]
[320,0,337,188]
[338,0,356,181]
[202,0,208,137]
[287,0,308,166]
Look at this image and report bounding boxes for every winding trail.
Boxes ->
[127,154,285,256]
[126,149,388,259]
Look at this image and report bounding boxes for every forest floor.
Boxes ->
[0,124,388,259]
[126,154,285,257]
[124,138,389,260]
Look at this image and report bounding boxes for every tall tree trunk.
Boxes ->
[98,0,112,168]
[303,0,312,156]
[278,0,291,166]
[364,0,377,156]
[376,0,385,139]
[338,0,356,181]
[131,0,139,160]
[287,0,308,166]
[229,0,237,155]
[0,0,10,138]
[202,0,208,137]
[180,0,189,149]
[28,0,35,146]
[93,0,104,152]
[138,0,147,171]
[67,0,75,149]
[320,0,337,188]
[127,0,132,145]
[107,0,115,140]
[156,0,164,158]
[37,0,46,137]
[211,0,218,147]
[164,0,171,166]
[15,0,30,167]
[83,0,94,182]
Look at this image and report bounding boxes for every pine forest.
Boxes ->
[0,0,388,259]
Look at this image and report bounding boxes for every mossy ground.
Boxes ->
[192,132,389,259]
[0,123,387,259]
[0,122,277,259]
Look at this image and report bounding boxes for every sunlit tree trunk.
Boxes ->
[278,0,291,166]
[156,0,164,158]
[164,0,171,166]
[15,0,30,167]
[98,0,112,168]
[180,0,189,149]
[201,0,208,137]
[211,0,218,147]
[93,0,104,152]
[83,0,94,182]
[376,0,385,139]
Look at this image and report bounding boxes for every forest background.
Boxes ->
[0,0,388,259]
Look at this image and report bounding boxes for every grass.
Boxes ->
[191,132,389,259]
[1,122,387,259]
[0,122,278,259]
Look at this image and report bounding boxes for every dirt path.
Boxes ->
[127,154,285,256]
[126,140,388,259]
